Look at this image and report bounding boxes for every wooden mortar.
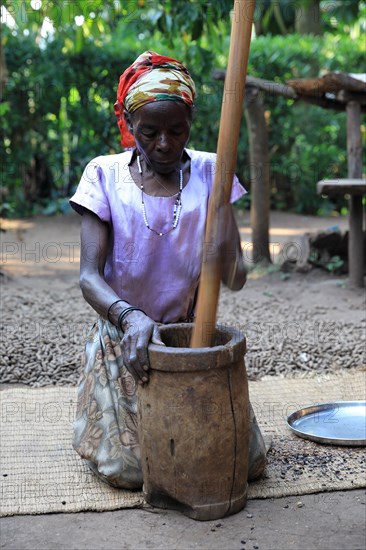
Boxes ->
[138,323,250,521]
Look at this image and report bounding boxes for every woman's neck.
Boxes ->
[130,150,191,197]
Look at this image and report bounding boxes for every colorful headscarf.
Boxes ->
[114,51,196,148]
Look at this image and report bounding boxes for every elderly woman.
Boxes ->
[70,51,266,489]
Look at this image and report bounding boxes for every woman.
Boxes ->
[70,51,266,489]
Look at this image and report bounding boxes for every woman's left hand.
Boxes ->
[120,311,165,385]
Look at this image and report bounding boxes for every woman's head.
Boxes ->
[125,100,192,174]
[114,51,196,159]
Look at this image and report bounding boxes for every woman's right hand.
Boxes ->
[120,311,165,385]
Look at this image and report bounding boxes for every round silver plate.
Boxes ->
[287,401,366,446]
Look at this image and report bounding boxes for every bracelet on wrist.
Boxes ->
[118,307,146,330]
[107,299,126,323]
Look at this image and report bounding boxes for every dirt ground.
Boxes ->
[0,211,365,549]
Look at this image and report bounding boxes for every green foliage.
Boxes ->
[253,0,364,36]
[325,255,345,273]
[240,33,366,214]
[308,250,345,273]
[1,30,131,215]
[1,2,365,216]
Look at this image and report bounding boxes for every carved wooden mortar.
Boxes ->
[138,323,250,521]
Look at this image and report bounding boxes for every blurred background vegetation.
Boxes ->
[1,0,365,217]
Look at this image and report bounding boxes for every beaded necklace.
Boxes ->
[137,155,183,237]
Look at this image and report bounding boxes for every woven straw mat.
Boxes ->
[1,371,365,516]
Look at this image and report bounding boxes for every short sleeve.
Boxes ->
[230,174,247,204]
[195,150,247,205]
[69,160,111,222]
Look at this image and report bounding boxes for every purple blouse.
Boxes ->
[70,149,246,323]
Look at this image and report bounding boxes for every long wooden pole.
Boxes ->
[191,0,256,348]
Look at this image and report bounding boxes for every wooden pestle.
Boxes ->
[191,0,256,347]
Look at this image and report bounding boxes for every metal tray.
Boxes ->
[287,401,366,446]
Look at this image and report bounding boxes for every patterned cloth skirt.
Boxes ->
[73,318,143,489]
[73,318,267,489]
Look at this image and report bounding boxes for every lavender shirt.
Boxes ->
[70,149,246,323]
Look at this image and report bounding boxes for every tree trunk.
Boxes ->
[244,86,271,264]
[295,0,321,35]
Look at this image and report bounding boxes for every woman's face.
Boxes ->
[126,101,192,174]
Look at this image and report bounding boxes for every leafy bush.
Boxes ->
[1,28,364,217]
[1,33,131,215]
[243,33,365,214]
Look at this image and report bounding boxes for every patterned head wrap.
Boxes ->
[114,51,196,148]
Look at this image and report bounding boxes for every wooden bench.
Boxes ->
[317,179,366,287]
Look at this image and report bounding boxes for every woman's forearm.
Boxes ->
[80,271,129,325]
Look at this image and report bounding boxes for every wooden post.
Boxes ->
[244,86,271,264]
[346,101,364,287]
[190,0,256,348]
